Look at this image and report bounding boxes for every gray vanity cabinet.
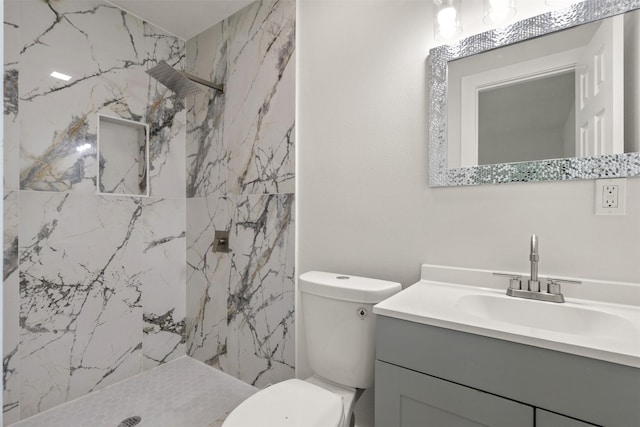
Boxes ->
[375,316,639,427]
[536,410,598,427]
[376,361,533,427]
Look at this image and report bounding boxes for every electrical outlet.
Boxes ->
[602,185,618,208]
[595,178,626,215]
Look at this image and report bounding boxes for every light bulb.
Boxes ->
[437,6,457,26]
[434,0,462,41]
[484,0,516,25]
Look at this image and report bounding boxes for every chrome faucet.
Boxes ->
[528,234,540,292]
[494,234,581,303]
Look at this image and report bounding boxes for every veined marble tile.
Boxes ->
[145,25,187,199]
[3,191,20,425]
[142,198,186,370]
[146,91,187,199]
[186,22,227,198]
[98,116,148,196]
[225,0,295,196]
[19,192,143,418]
[19,1,139,193]
[4,0,20,191]
[18,0,185,194]
[226,194,295,387]
[186,197,230,370]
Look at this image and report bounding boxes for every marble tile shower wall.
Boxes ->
[3,0,187,424]
[3,0,295,424]
[185,0,296,388]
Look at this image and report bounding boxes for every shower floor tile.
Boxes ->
[13,356,257,427]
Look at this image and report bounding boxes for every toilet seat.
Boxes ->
[222,379,344,427]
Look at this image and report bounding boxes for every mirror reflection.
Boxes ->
[446,10,640,169]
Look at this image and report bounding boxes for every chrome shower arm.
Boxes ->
[183,72,224,92]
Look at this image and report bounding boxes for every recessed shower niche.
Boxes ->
[97,114,150,196]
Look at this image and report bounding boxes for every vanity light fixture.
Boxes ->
[483,0,517,25]
[50,71,72,81]
[433,0,462,41]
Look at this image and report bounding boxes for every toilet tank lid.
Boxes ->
[299,271,402,303]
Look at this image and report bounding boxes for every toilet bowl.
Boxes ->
[222,376,353,427]
[222,271,401,427]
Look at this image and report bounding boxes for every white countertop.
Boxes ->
[374,275,640,368]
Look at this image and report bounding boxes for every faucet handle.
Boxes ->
[493,273,522,290]
[546,278,581,295]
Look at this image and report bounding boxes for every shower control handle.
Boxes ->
[214,230,230,253]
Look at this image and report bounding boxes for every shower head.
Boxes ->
[146,61,223,98]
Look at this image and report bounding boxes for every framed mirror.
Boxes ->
[428,0,640,187]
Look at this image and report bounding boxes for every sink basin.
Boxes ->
[373,280,640,367]
[455,293,638,340]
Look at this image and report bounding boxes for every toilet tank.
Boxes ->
[299,271,402,389]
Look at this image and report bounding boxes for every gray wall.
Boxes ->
[296,0,640,384]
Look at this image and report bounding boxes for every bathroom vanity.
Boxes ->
[373,266,640,427]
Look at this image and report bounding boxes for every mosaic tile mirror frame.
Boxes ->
[428,0,640,187]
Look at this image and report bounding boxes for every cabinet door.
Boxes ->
[375,361,533,427]
[536,409,599,427]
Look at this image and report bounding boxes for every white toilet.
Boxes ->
[222,271,402,427]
